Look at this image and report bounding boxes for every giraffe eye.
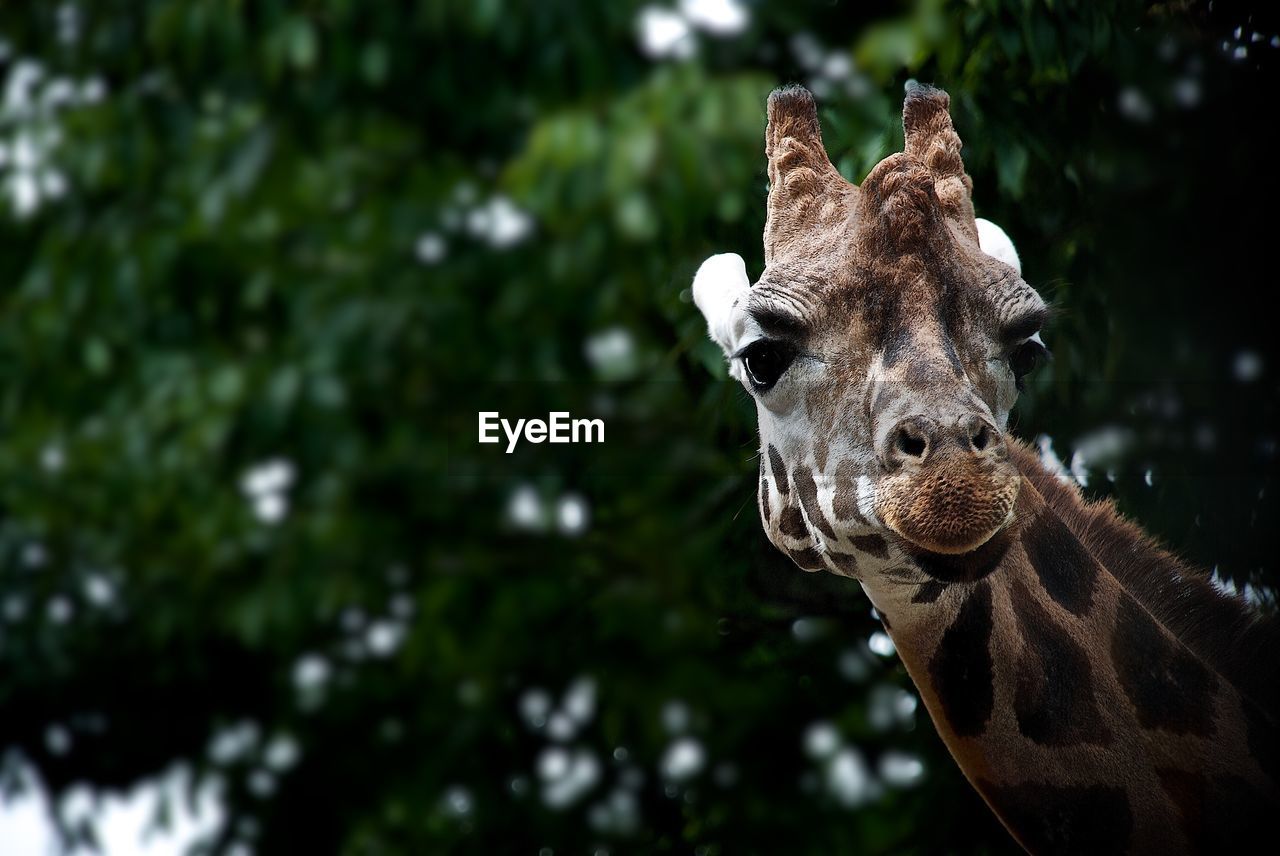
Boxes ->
[740,339,797,392]
[1009,338,1049,391]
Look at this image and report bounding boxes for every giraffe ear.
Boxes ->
[975,218,1022,275]
[902,82,978,242]
[693,253,751,370]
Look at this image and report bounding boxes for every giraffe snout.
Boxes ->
[881,413,1007,472]
[873,407,1019,555]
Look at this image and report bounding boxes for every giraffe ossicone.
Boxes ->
[694,83,1279,854]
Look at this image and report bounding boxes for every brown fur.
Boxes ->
[871,444,1280,853]
[763,85,856,265]
[1009,441,1280,720]
[877,447,1020,554]
[902,83,978,241]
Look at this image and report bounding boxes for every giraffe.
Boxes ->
[692,83,1279,854]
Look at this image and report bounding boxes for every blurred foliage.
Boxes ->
[1,0,1278,853]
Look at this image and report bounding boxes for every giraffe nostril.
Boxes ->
[890,422,931,460]
[897,431,926,458]
[958,416,1003,457]
[884,417,937,468]
[883,417,942,468]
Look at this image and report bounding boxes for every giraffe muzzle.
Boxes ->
[873,416,1020,555]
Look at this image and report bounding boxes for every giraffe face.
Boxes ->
[694,85,1047,578]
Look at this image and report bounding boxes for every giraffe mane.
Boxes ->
[1009,440,1280,720]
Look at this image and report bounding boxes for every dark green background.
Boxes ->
[2,1,1278,853]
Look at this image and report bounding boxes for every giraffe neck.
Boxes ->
[860,442,1280,855]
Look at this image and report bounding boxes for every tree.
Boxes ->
[2,1,1277,852]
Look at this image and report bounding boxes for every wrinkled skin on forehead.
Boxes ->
[695,84,1048,579]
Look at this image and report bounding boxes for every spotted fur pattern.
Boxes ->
[866,443,1280,853]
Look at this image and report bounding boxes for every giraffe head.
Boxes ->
[695,84,1048,577]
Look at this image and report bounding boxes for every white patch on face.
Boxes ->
[812,468,842,536]
[975,217,1021,274]
[856,475,880,526]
